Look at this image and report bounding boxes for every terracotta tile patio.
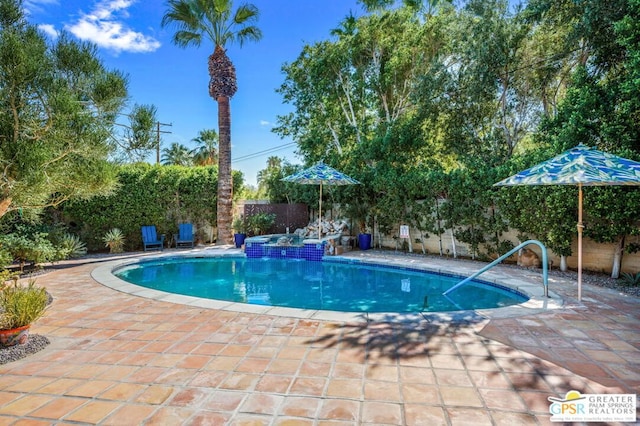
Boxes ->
[0,249,638,425]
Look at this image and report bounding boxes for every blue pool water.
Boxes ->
[114,257,528,313]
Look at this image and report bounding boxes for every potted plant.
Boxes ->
[358,220,372,251]
[346,201,373,250]
[232,216,247,248]
[0,280,48,348]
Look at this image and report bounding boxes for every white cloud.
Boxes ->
[38,23,59,39]
[65,0,160,53]
[23,0,58,15]
[260,120,273,127]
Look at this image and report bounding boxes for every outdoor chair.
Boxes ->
[141,225,164,251]
[174,223,195,249]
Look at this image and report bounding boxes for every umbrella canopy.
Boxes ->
[282,162,360,238]
[495,144,640,300]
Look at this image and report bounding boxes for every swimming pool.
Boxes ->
[113,257,528,313]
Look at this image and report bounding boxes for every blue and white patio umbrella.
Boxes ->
[282,162,360,238]
[494,144,640,300]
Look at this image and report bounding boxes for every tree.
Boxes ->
[161,143,193,166]
[190,128,218,166]
[0,0,127,218]
[116,104,158,162]
[161,0,262,244]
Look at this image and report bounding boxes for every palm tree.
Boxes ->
[162,142,194,166]
[190,128,218,166]
[161,0,262,245]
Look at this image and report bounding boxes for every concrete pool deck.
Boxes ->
[0,246,638,425]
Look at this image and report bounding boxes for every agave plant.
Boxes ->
[59,233,87,258]
[102,228,125,253]
[620,272,640,287]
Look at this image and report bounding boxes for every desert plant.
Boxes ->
[102,228,125,253]
[0,280,48,330]
[58,233,87,259]
[620,272,640,287]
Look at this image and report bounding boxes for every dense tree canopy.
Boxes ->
[269,0,640,274]
[0,0,128,218]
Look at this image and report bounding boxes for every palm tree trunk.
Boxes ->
[216,95,233,245]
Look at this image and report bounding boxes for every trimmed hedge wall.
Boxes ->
[62,163,244,251]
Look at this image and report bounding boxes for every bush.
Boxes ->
[103,228,125,253]
[620,272,640,287]
[247,213,276,236]
[0,280,48,330]
[58,234,87,259]
[0,280,49,330]
[63,164,244,250]
[0,233,56,272]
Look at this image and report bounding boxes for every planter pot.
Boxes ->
[0,325,30,348]
[358,233,372,251]
[234,233,247,248]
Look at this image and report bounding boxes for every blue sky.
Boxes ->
[24,0,364,185]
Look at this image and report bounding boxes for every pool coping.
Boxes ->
[90,247,564,324]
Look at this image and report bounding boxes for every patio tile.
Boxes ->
[239,393,284,415]
[1,251,638,425]
[99,383,147,401]
[64,379,115,397]
[289,377,326,397]
[404,404,447,425]
[363,381,401,402]
[445,407,493,425]
[439,385,484,407]
[326,379,362,399]
[365,364,398,381]
[318,399,360,421]
[64,400,120,423]
[219,373,260,391]
[401,383,440,404]
[434,368,473,387]
[28,397,85,420]
[478,388,528,411]
[278,396,320,418]
[134,385,174,405]
[189,371,228,388]
[145,406,195,425]
[361,401,402,424]
[255,375,292,393]
[204,390,246,412]
[0,395,53,416]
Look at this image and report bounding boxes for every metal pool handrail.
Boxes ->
[443,240,549,298]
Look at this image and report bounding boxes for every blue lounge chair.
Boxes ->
[175,223,194,249]
[141,225,164,251]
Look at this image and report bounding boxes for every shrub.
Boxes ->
[620,272,640,287]
[103,228,125,253]
[0,233,56,272]
[247,213,276,236]
[0,280,48,330]
[58,234,87,259]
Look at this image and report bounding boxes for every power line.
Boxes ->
[232,142,297,163]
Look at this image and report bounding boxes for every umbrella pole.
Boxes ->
[578,183,583,301]
[319,182,322,239]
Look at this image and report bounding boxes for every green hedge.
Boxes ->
[63,164,243,251]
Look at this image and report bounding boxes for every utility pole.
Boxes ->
[156,122,172,164]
